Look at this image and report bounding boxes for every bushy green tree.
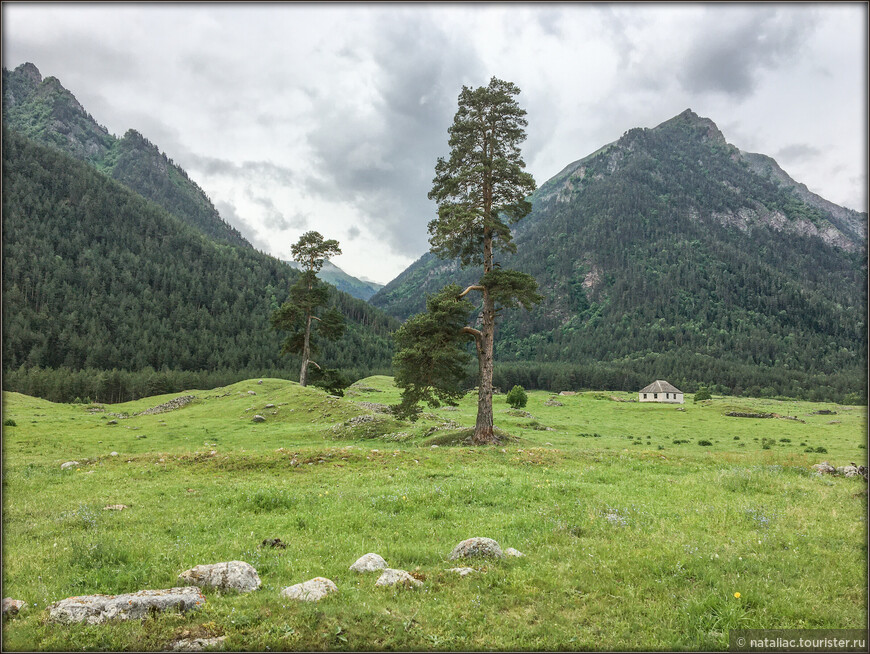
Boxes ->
[693,386,712,402]
[393,78,540,444]
[506,384,528,409]
[271,231,345,386]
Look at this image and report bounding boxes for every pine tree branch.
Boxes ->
[462,326,483,339]
[458,285,485,298]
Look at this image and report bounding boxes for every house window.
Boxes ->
[654,393,658,399]
[643,393,647,399]
[666,393,669,399]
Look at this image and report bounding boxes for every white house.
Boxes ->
[639,380,684,404]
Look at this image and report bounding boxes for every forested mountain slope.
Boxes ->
[371,110,867,400]
[2,129,396,379]
[3,62,249,248]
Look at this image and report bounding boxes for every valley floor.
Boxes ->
[1,377,867,651]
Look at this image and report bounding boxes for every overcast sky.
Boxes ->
[3,3,867,284]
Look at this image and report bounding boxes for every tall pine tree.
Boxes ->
[271,231,345,386]
[393,78,540,444]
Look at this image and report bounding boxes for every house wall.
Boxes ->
[639,392,684,404]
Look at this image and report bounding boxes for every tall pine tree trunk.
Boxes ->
[473,227,497,444]
[300,312,312,386]
[473,287,496,444]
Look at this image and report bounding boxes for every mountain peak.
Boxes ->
[655,108,727,146]
[14,62,42,84]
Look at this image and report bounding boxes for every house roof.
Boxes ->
[639,380,683,394]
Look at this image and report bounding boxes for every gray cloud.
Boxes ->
[776,143,822,163]
[214,200,272,251]
[181,152,295,186]
[246,193,307,231]
[679,8,817,98]
[303,14,487,257]
[347,225,361,240]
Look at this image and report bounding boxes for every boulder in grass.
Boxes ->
[178,561,261,593]
[170,636,228,651]
[48,587,204,624]
[3,598,26,617]
[448,537,504,560]
[504,547,525,557]
[252,415,266,423]
[842,465,860,478]
[812,461,836,475]
[281,577,337,602]
[374,568,422,588]
[349,553,387,573]
[60,461,80,470]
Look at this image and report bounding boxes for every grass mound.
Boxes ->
[420,427,519,447]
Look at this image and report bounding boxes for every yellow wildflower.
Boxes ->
[734,592,741,599]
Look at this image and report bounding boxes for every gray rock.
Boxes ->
[103,504,128,511]
[3,598,26,616]
[257,380,263,385]
[281,577,337,602]
[170,636,227,651]
[447,567,476,577]
[350,553,388,572]
[48,587,205,624]
[813,461,836,475]
[60,461,80,470]
[178,561,261,593]
[559,391,577,396]
[375,568,422,588]
[247,391,257,395]
[843,465,860,478]
[264,404,275,409]
[252,415,266,423]
[504,547,525,557]
[544,400,564,407]
[110,451,118,456]
[448,537,504,560]
[107,420,118,425]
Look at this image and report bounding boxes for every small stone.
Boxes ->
[60,461,80,470]
[247,391,257,395]
[103,504,128,511]
[257,380,263,385]
[170,636,227,651]
[48,587,205,624]
[178,561,261,593]
[448,567,476,577]
[110,451,118,456]
[3,598,26,617]
[252,415,266,423]
[375,568,422,588]
[350,553,387,572]
[843,465,860,478]
[504,547,525,557]
[107,420,118,425]
[264,404,275,409]
[448,537,504,560]
[281,577,337,602]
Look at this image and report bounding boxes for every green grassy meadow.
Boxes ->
[1,377,867,651]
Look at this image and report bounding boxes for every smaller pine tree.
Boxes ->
[506,385,528,409]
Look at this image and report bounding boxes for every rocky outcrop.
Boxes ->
[170,636,227,651]
[3,598,26,617]
[48,587,205,624]
[177,562,261,593]
[281,578,337,602]
[350,553,388,573]
[448,537,504,560]
[137,396,195,416]
[374,569,422,588]
[60,461,80,470]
